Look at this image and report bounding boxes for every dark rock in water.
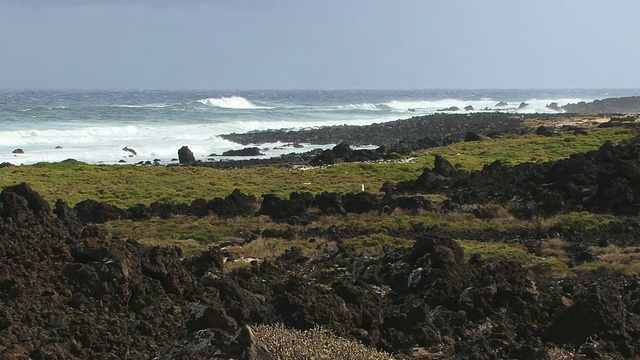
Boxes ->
[332,142,352,158]
[464,132,483,142]
[122,147,137,156]
[12,148,24,154]
[536,125,555,136]
[464,105,474,111]
[562,96,640,113]
[178,146,196,164]
[518,102,529,109]
[74,199,127,224]
[55,146,63,149]
[546,102,562,111]
[495,101,508,107]
[118,159,127,163]
[0,162,15,168]
[222,147,263,156]
[437,106,460,112]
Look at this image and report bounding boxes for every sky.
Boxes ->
[0,0,639,90]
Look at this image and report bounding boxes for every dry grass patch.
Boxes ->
[574,245,640,275]
[254,323,394,360]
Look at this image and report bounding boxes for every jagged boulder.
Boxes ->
[208,189,258,218]
[178,146,196,164]
[74,199,127,224]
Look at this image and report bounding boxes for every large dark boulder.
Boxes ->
[546,102,562,111]
[343,192,379,214]
[536,125,555,136]
[309,149,336,166]
[314,192,346,214]
[464,132,483,142]
[178,146,196,164]
[0,183,53,225]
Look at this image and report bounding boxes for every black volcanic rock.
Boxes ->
[207,189,258,218]
[535,125,555,136]
[122,146,137,156]
[437,106,460,112]
[464,132,483,142]
[546,102,562,111]
[74,199,128,224]
[178,146,196,164]
[220,113,525,147]
[222,147,263,156]
[1,184,640,358]
[562,96,640,113]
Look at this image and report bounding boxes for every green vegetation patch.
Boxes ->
[1,127,632,208]
[344,234,414,256]
[458,239,570,277]
[414,128,635,172]
[543,211,617,231]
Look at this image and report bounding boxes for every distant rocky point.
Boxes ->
[561,96,640,113]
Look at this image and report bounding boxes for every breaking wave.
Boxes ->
[196,96,272,109]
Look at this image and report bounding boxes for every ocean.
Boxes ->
[1,89,639,165]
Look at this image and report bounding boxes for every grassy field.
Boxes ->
[0,127,634,208]
[3,126,639,278]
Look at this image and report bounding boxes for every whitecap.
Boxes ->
[196,96,272,109]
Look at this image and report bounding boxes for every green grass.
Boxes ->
[0,127,632,208]
[458,239,571,277]
[415,128,634,172]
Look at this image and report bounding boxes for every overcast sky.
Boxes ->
[1,0,638,90]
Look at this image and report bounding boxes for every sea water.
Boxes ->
[1,89,639,165]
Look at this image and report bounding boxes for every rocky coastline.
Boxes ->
[2,99,640,359]
[2,127,640,358]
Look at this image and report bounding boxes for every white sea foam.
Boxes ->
[0,116,396,165]
[196,96,272,109]
[1,89,631,166]
[339,103,382,111]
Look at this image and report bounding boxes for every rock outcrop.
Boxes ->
[1,183,639,358]
[178,146,196,164]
